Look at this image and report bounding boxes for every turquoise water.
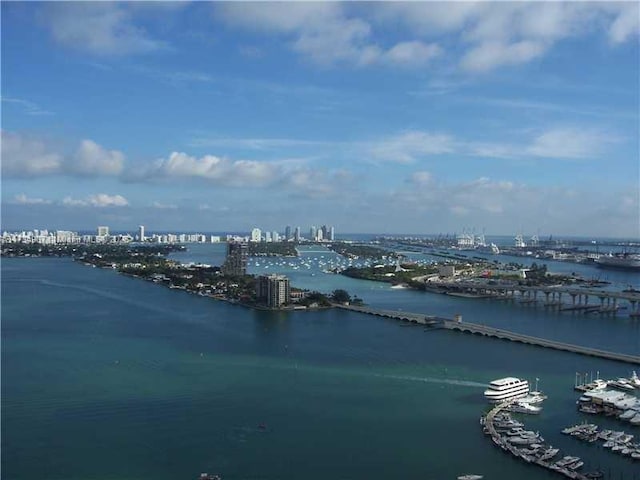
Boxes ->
[2,256,640,480]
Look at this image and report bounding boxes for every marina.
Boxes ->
[481,401,601,479]
[561,423,640,460]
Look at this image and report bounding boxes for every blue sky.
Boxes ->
[2,1,639,237]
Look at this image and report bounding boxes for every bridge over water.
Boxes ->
[337,305,640,365]
[424,281,640,316]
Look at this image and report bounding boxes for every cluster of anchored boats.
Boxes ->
[562,423,640,460]
[481,411,600,479]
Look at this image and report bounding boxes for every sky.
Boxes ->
[1,1,639,238]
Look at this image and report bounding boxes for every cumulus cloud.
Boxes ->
[370,2,638,72]
[369,131,455,163]
[1,131,63,177]
[137,152,280,187]
[41,2,165,55]
[62,194,129,208]
[1,131,125,178]
[217,2,441,68]
[68,140,125,176]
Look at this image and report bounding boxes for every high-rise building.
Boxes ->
[97,226,109,237]
[265,231,272,242]
[251,228,262,242]
[222,241,248,276]
[329,226,335,241]
[256,274,290,308]
[272,231,279,242]
[310,225,316,241]
[285,226,291,241]
[138,225,145,242]
[294,226,300,242]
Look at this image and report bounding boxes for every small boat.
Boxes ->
[630,371,640,387]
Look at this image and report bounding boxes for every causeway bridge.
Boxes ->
[424,281,640,316]
[337,304,640,365]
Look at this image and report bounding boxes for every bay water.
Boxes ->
[2,247,639,479]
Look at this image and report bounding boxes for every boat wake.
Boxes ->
[375,373,486,388]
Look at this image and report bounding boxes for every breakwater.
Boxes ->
[337,305,640,365]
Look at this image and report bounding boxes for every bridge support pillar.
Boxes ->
[571,293,577,305]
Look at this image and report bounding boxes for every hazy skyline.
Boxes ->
[2,1,639,237]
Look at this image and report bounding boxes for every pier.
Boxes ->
[338,305,640,365]
[483,402,592,479]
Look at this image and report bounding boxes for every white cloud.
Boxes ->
[369,131,455,163]
[69,140,125,176]
[380,41,442,66]
[470,127,619,161]
[217,3,442,68]
[525,127,615,160]
[41,3,165,55]
[371,2,638,72]
[460,40,546,73]
[608,2,640,44]
[1,131,62,177]
[140,152,280,187]
[12,194,52,205]
[1,131,125,178]
[62,194,129,208]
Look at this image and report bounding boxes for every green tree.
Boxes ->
[331,289,351,303]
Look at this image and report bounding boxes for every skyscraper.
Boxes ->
[294,226,300,242]
[329,226,335,241]
[310,225,316,241]
[256,274,290,308]
[97,226,109,237]
[285,225,291,241]
[251,228,262,242]
[138,225,145,242]
[222,241,248,276]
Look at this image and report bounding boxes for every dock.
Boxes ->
[337,305,640,365]
[483,402,593,479]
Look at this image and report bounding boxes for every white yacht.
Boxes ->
[484,377,530,402]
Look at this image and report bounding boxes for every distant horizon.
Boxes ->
[2,225,639,242]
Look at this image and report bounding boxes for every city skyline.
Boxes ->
[2,2,639,237]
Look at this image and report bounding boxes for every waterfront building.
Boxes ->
[438,265,456,277]
[272,231,279,242]
[138,225,145,242]
[256,274,290,308]
[251,228,262,242]
[316,229,324,241]
[97,226,110,237]
[329,226,335,241]
[210,236,221,243]
[294,227,300,242]
[265,231,272,242]
[285,226,291,241]
[222,241,248,276]
[310,226,317,241]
